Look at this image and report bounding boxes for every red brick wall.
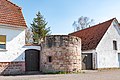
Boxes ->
[0,61,25,75]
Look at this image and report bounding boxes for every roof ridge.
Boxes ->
[69,18,115,35]
[6,0,21,9]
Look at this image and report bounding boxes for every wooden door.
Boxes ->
[82,53,93,70]
[25,49,40,71]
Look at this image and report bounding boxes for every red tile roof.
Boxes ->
[69,18,115,51]
[0,0,27,28]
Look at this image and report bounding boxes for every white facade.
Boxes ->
[0,25,25,62]
[0,25,40,62]
[96,20,120,69]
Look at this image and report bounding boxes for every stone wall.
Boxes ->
[40,35,81,73]
[0,61,25,75]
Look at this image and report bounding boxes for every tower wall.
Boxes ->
[40,35,81,73]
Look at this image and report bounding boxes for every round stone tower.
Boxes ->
[40,35,81,73]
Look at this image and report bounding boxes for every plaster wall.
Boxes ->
[96,20,120,69]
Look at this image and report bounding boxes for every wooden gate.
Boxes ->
[25,49,40,71]
[82,53,93,70]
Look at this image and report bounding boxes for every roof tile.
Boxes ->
[0,0,27,28]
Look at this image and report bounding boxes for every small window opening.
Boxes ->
[48,56,52,62]
[113,40,117,50]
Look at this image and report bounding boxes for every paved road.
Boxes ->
[1,70,120,80]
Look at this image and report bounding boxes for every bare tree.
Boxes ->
[25,28,33,44]
[73,16,94,31]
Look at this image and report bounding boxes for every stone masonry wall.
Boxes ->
[0,61,25,75]
[41,35,81,73]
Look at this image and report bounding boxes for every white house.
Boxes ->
[0,0,40,74]
[69,18,120,70]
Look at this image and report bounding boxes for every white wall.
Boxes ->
[0,25,40,62]
[96,20,120,69]
[0,25,26,62]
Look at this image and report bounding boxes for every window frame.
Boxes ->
[0,35,6,50]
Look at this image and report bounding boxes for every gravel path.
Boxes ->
[1,70,120,80]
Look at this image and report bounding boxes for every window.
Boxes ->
[0,35,6,49]
[48,56,52,62]
[113,40,117,50]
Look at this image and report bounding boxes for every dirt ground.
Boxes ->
[1,70,120,80]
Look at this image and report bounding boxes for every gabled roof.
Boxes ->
[0,0,27,28]
[69,18,115,51]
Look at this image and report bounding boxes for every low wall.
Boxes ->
[0,61,25,75]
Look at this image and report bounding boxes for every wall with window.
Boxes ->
[0,25,26,62]
[96,20,120,69]
[0,25,41,74]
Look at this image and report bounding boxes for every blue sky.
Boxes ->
[11,0,120,35]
